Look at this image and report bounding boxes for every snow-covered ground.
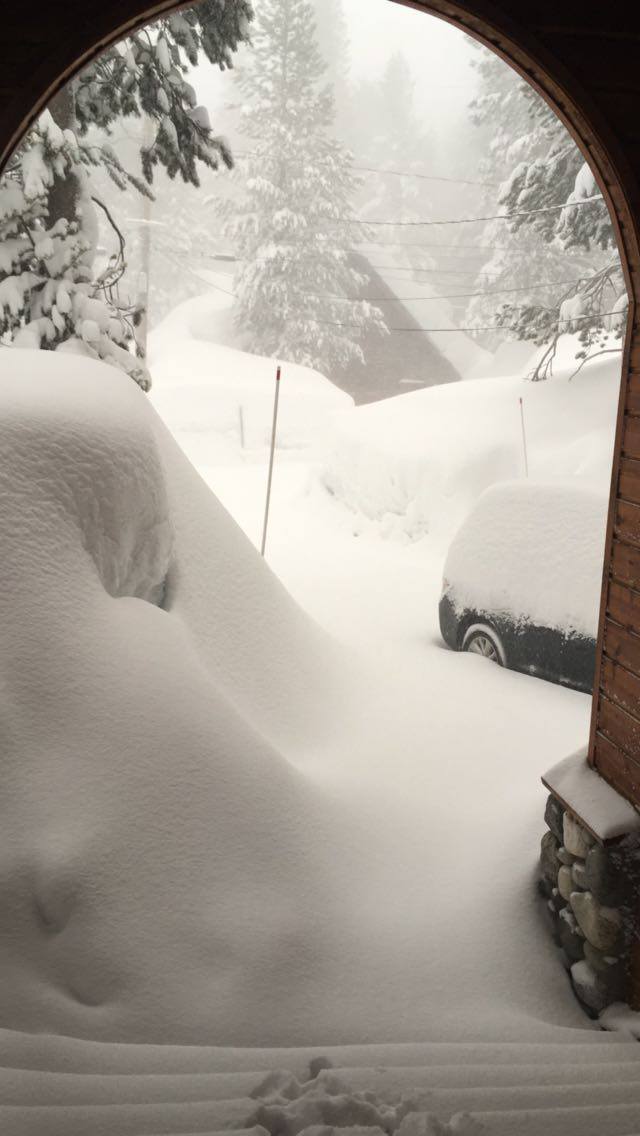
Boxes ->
[149,288,353,464]
[318,349,619,545]
[144,298,622,1043]
[0,302,623,1055]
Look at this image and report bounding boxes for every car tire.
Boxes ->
[461,623,507,667]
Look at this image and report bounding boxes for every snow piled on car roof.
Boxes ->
[443,479,608,638]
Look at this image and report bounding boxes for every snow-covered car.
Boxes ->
[438,480,608,692]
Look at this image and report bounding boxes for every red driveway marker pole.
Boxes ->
[519,396,529,478]
[261,364,281,557]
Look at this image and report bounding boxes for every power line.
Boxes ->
[227,238,514,252]
[299,309,623,333]
[365,266,503,275]
[209,190,610,252]
[194,276,237,298]
[201,275,596,307]
[205,255,518,276]
[232,149,498,188]
[350,239,513,251]
[195,275,624,334]
[329,194,607,228]
[299,278,583,303]
[350,163,498,187]
[209,240,515,253]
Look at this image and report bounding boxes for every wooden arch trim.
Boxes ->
[3,0,640,804]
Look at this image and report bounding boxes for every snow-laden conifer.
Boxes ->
[347,51,439,283]
[220,0,387,375]
[466,49,624,378]
[0,0,252,388]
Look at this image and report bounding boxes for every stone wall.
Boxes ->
[539,794,640,1017]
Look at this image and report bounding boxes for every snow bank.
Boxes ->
[467,339,539,380]
[443,480,608,637]
[0,347,353,1046]
[0,332,618,1055]
[148,290,353,463]
[319,351,620,544]
[0,346,610,1054]
[151,282,237,347]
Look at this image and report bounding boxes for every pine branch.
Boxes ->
[567,346,623,381]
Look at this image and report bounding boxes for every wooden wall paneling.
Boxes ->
[607,580,640,628]
[598,694,640,759]
[615,502,640,546]
[603,618,640,674]
[601,655,640,718]
[610,540,640,589]
[592,730,640,803]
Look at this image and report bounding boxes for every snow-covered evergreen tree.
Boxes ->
[311,0,352,140]
[354,53,435,219]
[219,0,386,374]
[0,0,252,388]
[466,47,624,377]
[338,50,450,307]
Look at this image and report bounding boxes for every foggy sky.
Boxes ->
[192,0,488,169]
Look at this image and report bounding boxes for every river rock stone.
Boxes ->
[585,843,629,906]
[559,906,585,962]
[545,795,565,842]
[558,845,576,866]
[570,890,623,953]
[541,831,560,884]
[584,940,621,973]
[563,813,595,859]
[570,959,613,1014]
[549,887,564,914]
[582,941,611,971]
[537,875,553,899]
[571,860,588,890]
[558,865,574,902]
[546,901,561,945]
[574,952,626,1008]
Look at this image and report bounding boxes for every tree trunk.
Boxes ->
[47,85,81,227]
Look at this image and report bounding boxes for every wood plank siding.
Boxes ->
[1,0,640,809]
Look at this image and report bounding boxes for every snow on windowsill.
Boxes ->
[542,748,640,842]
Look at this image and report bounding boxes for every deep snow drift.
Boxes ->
[0,349,357,1045]
[0,345,612,1052]
[144,320,623,1047]
[319,348,620,544]
[149,290,353,464]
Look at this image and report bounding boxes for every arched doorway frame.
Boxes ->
[2,0,639,797]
